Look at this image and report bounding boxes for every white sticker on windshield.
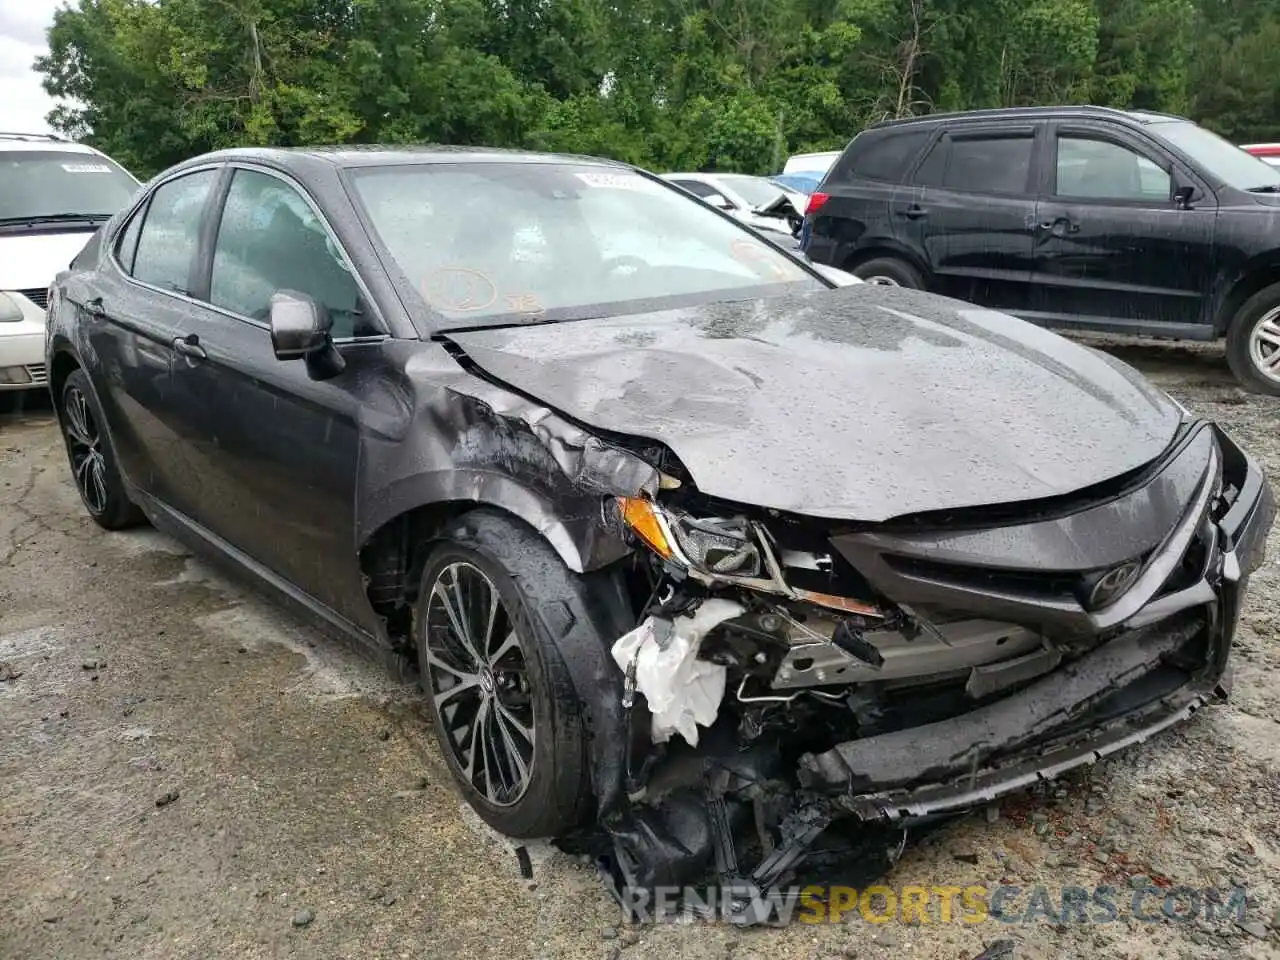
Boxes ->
[61,163,113,173]
[575,172,660,191]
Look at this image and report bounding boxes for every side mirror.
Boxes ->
[703,192,735,211]
[1174,184,1201,210]
[270,290,331,359]
[269,290,346,379]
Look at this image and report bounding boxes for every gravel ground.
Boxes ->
[2,335,1279,960]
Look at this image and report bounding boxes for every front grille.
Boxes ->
[25,363,47,385]
[17,288,49,311]
[882,554,1080,601]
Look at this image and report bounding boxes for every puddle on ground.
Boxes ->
[193,604,411,702]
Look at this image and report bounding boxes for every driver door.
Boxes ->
[159,164,385,631]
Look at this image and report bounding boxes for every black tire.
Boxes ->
[58,368,145,530]
[849,255,924,288]
[1225,282,1280,396]
[413,509,591,838]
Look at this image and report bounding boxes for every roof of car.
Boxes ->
[868,105,1189,131]
[0,133,101,153]
[178,144,632,174]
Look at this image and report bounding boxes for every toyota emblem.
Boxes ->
[1088,560,1142,608]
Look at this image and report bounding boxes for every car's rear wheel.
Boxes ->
[413,510,591,838]
[849,256,923,288]
[58,369,145,529]
[1226,284,1280,396]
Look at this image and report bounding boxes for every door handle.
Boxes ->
[172,334,206,361]
[903,204,928,219]
[1037,218,1080,235]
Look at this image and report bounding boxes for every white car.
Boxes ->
[781,150,841,176]
[660,172,805,240]
[0,132,139,391]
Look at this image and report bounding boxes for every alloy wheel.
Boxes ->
[423,561,536,807]
[62,386,109,515]
[864,274,900,286]
[1249,307,1280,384]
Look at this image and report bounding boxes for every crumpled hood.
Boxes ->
[0,230,97,291]
[445,285,1183,522]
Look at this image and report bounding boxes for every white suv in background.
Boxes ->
[0,133,139,392]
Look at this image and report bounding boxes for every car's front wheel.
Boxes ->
[413,510,591,838]
[58,368,145,529]
[1226,283,1280,396]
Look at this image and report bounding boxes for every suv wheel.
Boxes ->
[849,256,923,289]
[1226,283,1280,396]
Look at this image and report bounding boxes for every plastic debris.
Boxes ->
[610,599,745,747]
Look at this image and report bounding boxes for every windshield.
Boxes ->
[717,174,787,208]
[0,150,138,221]
[349,162,817,327]
[1148,120,1280,190]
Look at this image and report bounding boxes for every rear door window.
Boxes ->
[131,170,217,293]
[943,136,1035,194]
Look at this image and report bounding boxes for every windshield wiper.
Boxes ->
[0,213,113,225]
[1246,184,1280,193]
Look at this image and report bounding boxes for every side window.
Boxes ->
[1055,136,1172,202]
[114,208,143,274]
[849,129,932,183]
[132,170,217,292]
[672,179,717,199]
[209,169,368,338]
[943,136,1035,195]
[912,137,948,186]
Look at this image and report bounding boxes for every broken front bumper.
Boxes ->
[800,427,1275,825]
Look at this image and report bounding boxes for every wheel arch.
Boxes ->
[47,340,83,409]
[840,243,930,281]
[1213,257,1280,336]
[355,476,633,646]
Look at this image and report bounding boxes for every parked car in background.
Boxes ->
[44,144,1275,922]
[0,132,138,393]
[771,172,822,197]
[803,106,1280,395]
[782,150,841,176]
[1241,143,1280,167]
[661,172,803,240]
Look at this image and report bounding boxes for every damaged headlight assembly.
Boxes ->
[615,495,882,617]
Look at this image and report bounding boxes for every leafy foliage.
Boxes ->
[32,0,1280,178]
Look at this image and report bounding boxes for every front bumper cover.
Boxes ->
[593,424,1274,926]
[801,426,1274,823]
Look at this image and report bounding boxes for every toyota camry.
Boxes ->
[44,146,1276,923]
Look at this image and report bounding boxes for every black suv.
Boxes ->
[802,106,1280,395]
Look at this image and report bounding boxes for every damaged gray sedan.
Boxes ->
[46,146,1276,924]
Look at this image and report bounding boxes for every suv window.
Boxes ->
[848,129,932,182]
[210,168,367,338]
[1056,136,1172,201]
[131,169,217,293]
[941,135,1034,194]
